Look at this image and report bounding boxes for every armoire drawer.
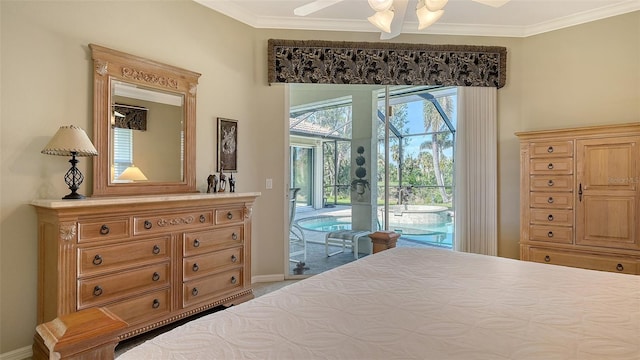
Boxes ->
[529,141,573,158]
[529,248,639,275]
[105,288,171,326]
[78,262,170,308]
[529,225,573,244]
[529,192,573,209]
[78,237,170,277]
[183,226,244,256]
[182,268,243,307]
[530,158,573,174]
[134,210,213,235]
[529,209,573,226]
[529,175,573,192]
[183,246,243,281]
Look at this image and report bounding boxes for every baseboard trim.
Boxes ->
[0,345,31,360]
[251,274,285,283]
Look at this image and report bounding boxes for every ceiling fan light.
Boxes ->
[425,0,449,12]
[368,9,394,33]
[368,0,394,12]
[417,7,444,30]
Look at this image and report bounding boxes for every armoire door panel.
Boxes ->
[576,196,638,249]
[577,137,638,192]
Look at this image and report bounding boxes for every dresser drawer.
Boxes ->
[183,226,244,256]
[530,175,573,192]
[78,237,170,277]
[529,141,573,158]
[183,247,243,281]
[105,288,170,326]
[530,158,573,174]
[215,207,244,225]
[134,210,213,235]
[529,225,573,244]
[529,192,573,209]
[78,218,130,243]
[529,248,639,274]
[78,262,170,308]
[530,209,573,226]
[183,269,243,307]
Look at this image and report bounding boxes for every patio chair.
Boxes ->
[325,230,372,259]
[289,188,306,263]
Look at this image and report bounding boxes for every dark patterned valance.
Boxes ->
[113,104,147,131]
[268,39,507,89]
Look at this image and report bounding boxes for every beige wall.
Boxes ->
[1,0,638,354]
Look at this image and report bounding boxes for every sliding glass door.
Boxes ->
[287,84,457,278]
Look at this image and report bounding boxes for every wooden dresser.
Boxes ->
[517,123,640,274]
[32,192,259,339]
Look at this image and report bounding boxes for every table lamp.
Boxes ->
[41,125,98,199]
[117,165,148,182]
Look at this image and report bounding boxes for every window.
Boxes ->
[112,127,133,179]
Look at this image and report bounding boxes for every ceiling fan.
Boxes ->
[294,0,511,40]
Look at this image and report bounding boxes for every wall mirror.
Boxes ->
[90,44,201,197]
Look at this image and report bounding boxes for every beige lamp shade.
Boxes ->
[41,125,98,157]
[118,165,148,181]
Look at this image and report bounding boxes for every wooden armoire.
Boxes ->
[517,123,640,274]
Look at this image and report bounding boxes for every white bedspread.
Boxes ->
[118,247,640,359]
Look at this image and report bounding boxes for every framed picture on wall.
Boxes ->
[217,117,238,172]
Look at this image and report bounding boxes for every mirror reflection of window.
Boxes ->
[112,127,133,181]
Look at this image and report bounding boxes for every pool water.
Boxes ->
[296,215,453,249]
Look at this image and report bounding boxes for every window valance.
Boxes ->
[268,39,507,88]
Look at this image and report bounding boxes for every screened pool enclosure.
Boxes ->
[288,85,457,275]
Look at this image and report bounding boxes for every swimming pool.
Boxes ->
[296,214,454,248]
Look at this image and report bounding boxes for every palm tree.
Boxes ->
[420,96,454,204]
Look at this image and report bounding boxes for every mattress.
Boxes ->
[118,247,640,359]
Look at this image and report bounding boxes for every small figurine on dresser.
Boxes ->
[206,174,218,193]
[229,173,236,193]
[218,169,227,192]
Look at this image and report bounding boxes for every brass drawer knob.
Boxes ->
[152,299,160,309]
[192,287,198,296]
[100,224,110,235]
[547,180,554,186]
[193,239,200,248]
[230,276,237,284]
[547,231,554,238]
[93,286,103,297]
[547,163,554,170]
[152,272,160,281]
[199,214,206,223]
[547,146,554,153]
[547,214,554,221]
[192,263,199,272]
[232,232,238,240]
[616,263,624,272]
[227,212,233,220]
[144,220,152,230]
[544,255,551,262]
[547,197,554,204]
[92,254,103,266]
[152,245,161,254]
[231,255,238,263]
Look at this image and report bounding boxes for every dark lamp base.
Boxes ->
[63,192,86,200]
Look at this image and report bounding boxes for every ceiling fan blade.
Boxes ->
[379,0,408,40]
[471,0,511,8]
[294,0,345,16]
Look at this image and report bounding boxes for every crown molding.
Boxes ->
[194,0,640,38]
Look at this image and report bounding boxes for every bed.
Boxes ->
[37,247,640,359]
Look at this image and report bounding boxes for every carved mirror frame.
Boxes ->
[90,44,200,197]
